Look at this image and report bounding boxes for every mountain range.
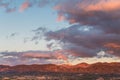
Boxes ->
[0,62,120,74]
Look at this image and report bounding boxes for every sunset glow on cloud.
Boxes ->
[19,0,30,12]
[0,0,120,65]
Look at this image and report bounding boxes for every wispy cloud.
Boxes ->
[0,50,68,65]
[19,0,31,12]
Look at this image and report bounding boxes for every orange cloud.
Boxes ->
[22,52,52,59]
[22,51,68,60]
[104,43,120,49]
[54,50,68,60]
[55,0,120,25]
[81,0,120,11]
[19,0,30,12]
[57,14,65,22]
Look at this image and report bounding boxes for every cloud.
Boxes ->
[38,0,52,7]
[6,32,18,39]
[22,50,68,60]
[21,0,120,59]
[0,50,68,65]
[71,56,120,65]
[104,43,120,49]
[0,0,9,8]
[6,7,16,13]
[39,0,120,57]
[0,0,120,65]
[22,52,53,59]
[0,50,118,65]
[0,0,16,13]
[57,13,66,22]
[45,24,120,57]
[0,0,57,12]
[30,27,47,44]
[10,32,18,37]
[19,0,31,12]
[55,0,120,33]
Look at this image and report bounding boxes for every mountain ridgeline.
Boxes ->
[0,62,120,74]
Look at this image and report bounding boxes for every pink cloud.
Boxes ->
[22,52,52,59]
[22,50,68,60]
[54,50,68,60]
[19,0,30,12]
[57,14,65,22]
[84,0,120,11]
[55,0,120,24]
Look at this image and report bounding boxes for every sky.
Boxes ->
[0,0,120,65]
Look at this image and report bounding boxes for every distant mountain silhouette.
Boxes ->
[0,62,120,74]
